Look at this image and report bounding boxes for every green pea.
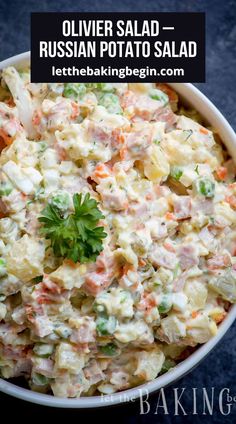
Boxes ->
[149,88,169,105]
[194,177,215,198]
[0,258,6,277]
[93,302,106,314]
[99,343,118,356]
[161,358,176,374]
[170,166,183,181]
[96,315,117,336]
[99,93,122,114]
[158,294,172,314]
[0,181,13,197]
[86,83,114,92]
[32,275,43,283]
[33,343,54,358]
[32,373,49,386]
[38,141,48,153]
[63,83,86,100]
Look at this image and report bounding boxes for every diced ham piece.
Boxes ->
[33,358,55,377]
[146,219,167,240]
[84,359,105,385]
[70,318,96,344]
[88,122,110,145]
[122,126,152,161]
[153,106,177,129]
[173,270,189,292]
[26,306,54,337]
[207,252,232,270]
[83,271,111,296]
[2,344,27,360]
[191,198,214,216]
[14,358,32,377]
[199,226,217,253]
[177,244,199,270]
[120,90,176,129]
[149,246,178,270]
[97,185,128,211]
[120,90,162,121]
[173,196,191,220]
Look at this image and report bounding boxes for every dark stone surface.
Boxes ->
[0,0,236,422]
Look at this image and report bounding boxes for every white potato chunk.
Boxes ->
[134,347,165,381]
[144,145,170,182]
[55,342,85,373]
[114,320,154,344]
[6,234,45,282]
[96,288,134,319]
[184,280,208,309]
[187,314,217,343]
[50,262,87,290]
[161,315,186,343]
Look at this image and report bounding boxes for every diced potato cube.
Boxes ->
[144,145,170,182]
[96,288,134,319]
[187,314,217,343]
[161,315,186,343]
[55,342,85,373]
[50,262,87,290]
[134,347,165,381]
[6,234,45,282]
[114,320,154,344]
[184,280,208,309]
[209,269,236,302]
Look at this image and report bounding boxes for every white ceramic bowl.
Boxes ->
[0,51,236,408]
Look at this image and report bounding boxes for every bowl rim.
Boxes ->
[0,51,236,408]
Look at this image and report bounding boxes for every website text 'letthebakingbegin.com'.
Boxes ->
[51,65,184,79]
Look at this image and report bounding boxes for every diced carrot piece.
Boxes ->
[165,212,177,221]
[0,199,7,217]
[191,311,199,319]
[64,259,77,268]
[94,164,111,179]
[138,258,146,267]
[216,167,227,181]
[71,102,80,119]
[0,129,13,146]
[225,195,236,210]
[213,311,226,324]
[5,97,15,107]
[120,146,128,161]
[122,263,135,275]
[199,127,209,135]
[163,241,175,253]
[0,136,6,152]
[112,128,125,145]
[139,292,156,312]
[32,111,42,126]
[145,193,153,201]
[228,183,236,189]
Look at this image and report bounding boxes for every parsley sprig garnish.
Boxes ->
[38,193,107,263]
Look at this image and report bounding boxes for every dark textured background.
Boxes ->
[0,0,236,422]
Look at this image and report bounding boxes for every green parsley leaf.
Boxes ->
[38,193,107,263]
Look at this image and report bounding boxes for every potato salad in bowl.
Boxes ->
[0,66,235,399]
